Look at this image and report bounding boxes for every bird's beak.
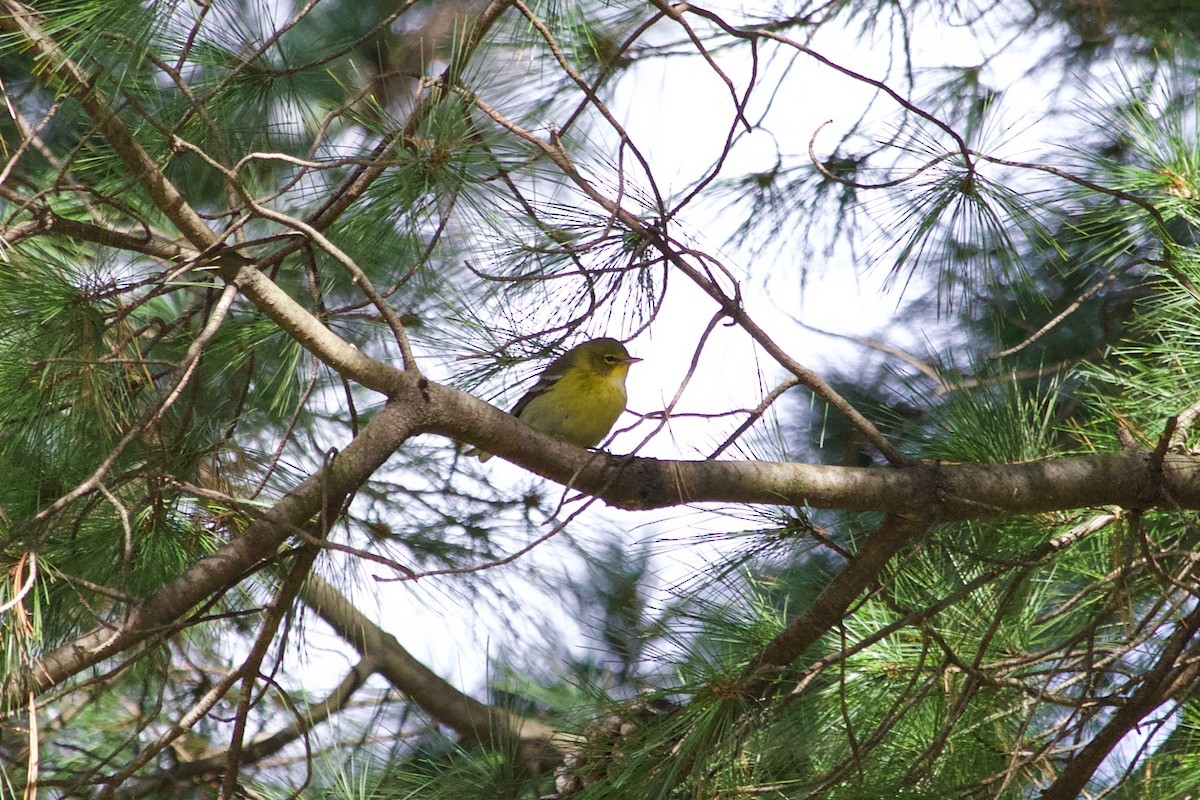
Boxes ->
[625,356,643,364]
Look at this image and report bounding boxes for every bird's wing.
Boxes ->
[509,352,572,418]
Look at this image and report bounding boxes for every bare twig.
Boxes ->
[992,258,1145,359]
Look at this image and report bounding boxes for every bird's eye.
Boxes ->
[605,355,618,363]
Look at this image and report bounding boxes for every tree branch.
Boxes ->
[111,657,376,796]
[300,573,570,758]
[1040,603,1200,799]
[0,0,218,250]
[1,397,427,706]
[422,378,1178,520]
[6,366,1193,716]
[746,515,928,683]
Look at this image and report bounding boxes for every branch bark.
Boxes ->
[2,398,426,706]
[301,573,569,757]
[4,359,1191,713]
[421,379,1180,519]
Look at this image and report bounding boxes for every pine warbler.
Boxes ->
[475,337,641,462]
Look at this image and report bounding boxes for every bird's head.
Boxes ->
[576,337,642,378]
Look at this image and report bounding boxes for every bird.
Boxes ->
[474,337,641,462]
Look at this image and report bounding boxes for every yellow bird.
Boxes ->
[475,337,641,462]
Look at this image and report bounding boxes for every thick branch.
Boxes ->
[3,397,426,706]
[8,368,1193,711]
[423,379,1184,520]
[301,574,568,757]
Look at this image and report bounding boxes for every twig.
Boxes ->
[23,690,38,800]
[0,552,37,615]
[708,377,801,458]
[992,258,1144,359]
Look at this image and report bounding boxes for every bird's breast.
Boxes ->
[517,370,628,449]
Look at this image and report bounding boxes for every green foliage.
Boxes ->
[6,0,1200,797]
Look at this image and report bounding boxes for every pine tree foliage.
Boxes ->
[1,0,1200,797]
